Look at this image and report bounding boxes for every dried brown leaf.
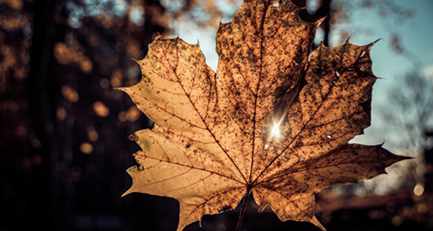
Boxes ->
[120,1,407,230]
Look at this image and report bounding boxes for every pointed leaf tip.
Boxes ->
[311,216,326,231]
[366,38,382,48]
[121,189,133,197]
[314,17,326,28]
[343,35,352,45]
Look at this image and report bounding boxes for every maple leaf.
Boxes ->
[120,0,407,230]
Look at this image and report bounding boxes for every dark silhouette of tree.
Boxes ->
[380,71,433,152]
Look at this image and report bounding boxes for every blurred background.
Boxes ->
[0,0,432,230]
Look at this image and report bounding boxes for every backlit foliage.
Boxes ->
[121,1,407,230]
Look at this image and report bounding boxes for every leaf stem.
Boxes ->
[235,189,252,231]
[235,200,247,231]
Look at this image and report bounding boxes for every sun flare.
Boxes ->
[270,121,282,139]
